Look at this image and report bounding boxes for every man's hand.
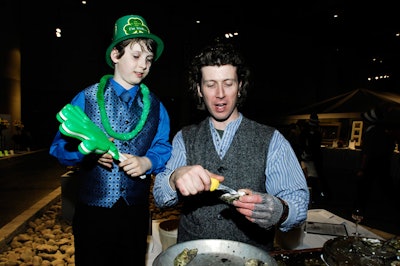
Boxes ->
[170,165,224,196]
[233,190,284,229]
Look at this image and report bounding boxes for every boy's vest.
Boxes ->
[76,82,160,208]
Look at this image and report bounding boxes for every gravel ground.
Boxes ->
[0,176,181,266]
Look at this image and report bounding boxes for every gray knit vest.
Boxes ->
[179,117,276,250]
[76,81,160,208]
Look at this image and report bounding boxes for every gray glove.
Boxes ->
[249,192,284,230]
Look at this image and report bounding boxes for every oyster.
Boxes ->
[245,258,269,266]
[220,191,246,204]
[173,248,198,266]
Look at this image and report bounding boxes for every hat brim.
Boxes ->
[105,33,164,69]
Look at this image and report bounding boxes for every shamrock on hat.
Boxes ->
[105,15,164,68]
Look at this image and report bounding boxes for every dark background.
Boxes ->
[3,0,400,148]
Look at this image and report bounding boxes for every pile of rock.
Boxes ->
[0,177,180,266]
[0,201,75,266]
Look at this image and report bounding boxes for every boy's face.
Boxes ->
[111,41,153,88]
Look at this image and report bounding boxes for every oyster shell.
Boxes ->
[220,191,246,204]
[173,247,198,266]
[245,258,269,266]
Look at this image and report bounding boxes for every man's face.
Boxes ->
[197,65,241,127]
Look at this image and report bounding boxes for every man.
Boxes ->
[153,42,309,250]
[299,113,328,204]
[356,108,395,212]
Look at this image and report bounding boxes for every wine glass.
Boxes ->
[351,208,364,237]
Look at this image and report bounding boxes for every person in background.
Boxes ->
[153,42,309,251]
[356,107,395,214]
[49,15,172,266]
[285,121,303,162]
[299,113,328,204]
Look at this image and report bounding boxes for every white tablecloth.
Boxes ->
[145,209,382,265]
[295,209,382,250]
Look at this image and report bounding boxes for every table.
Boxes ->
[292,209,382,250]
[145,209,385,266]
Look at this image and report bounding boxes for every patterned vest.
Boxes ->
[76,81,160,208]
[179,117,276,250]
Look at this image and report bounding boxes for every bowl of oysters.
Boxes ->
[153,239,278,266]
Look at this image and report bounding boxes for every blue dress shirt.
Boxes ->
[49,78,172,175]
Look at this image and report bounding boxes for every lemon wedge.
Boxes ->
[210,178,220,191]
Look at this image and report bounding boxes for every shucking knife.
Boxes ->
[210,178,239,195]
[210,177,246,204]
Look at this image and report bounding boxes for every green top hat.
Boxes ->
[105,15,164,68]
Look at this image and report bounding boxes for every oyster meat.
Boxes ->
[220,191,246,204]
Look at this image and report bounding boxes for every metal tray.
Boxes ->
[153,239,278,265]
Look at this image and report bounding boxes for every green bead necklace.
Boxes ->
[96,74,151,141]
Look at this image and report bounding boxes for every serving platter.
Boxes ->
[153,239,278,266]
[322,236,400,266]
[270,248,325,265]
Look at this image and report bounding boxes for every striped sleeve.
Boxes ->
[266,130,310,231]
[153,130,187,208]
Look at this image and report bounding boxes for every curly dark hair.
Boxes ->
[187,42,252,107]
